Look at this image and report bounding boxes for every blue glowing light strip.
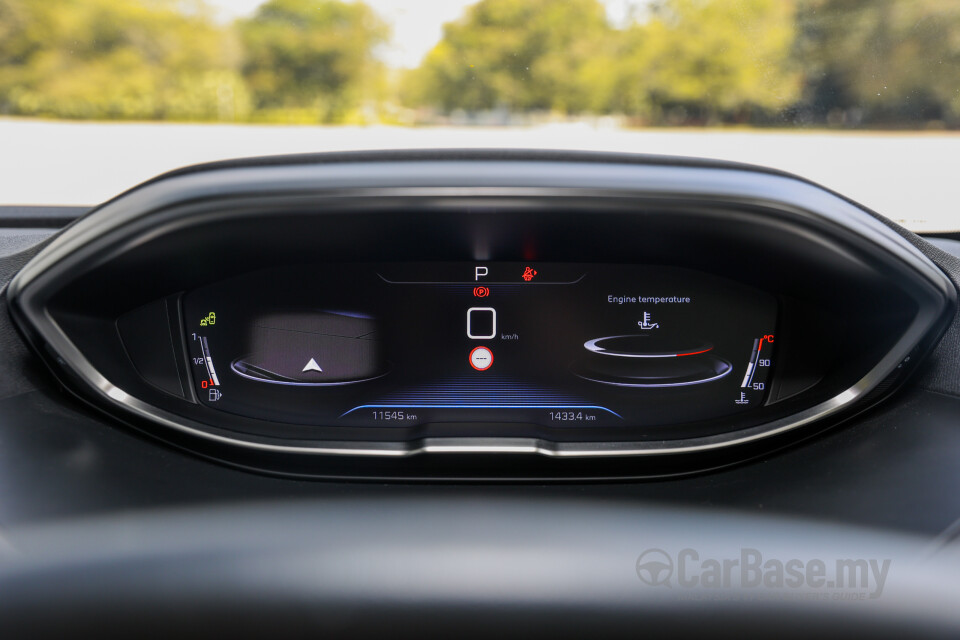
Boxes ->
[340,404,623,419]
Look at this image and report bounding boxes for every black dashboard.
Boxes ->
[3,151,960,637]
[4,151,953,477]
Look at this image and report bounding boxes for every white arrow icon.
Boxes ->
[302,358,323,373]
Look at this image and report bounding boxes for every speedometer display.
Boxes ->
[183,263,777,429]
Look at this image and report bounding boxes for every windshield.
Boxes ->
[1,0,958,231]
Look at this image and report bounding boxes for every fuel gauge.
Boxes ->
[188,312,223,404]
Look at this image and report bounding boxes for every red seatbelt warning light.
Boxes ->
[521,267,538,282]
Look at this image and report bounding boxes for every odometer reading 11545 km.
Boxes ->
[371,410,418,422]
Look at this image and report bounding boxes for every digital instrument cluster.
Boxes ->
[183,263,778,429]
[9,152,952,475]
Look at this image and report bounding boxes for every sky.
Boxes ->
[207,0,640,68]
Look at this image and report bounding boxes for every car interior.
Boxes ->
[2,149,960,637]
[5,0,960,637]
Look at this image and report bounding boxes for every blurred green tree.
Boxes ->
[237,0,388,122]
[0,0,956,128]
[403,0,613,114]
[608,0,801,123]
[0,0,249,121]
[795,0,960,126]
[403,0,801,123]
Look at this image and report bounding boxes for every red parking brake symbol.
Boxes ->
[522,267,537,282]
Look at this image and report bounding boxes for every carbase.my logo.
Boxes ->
[636,547,890,598]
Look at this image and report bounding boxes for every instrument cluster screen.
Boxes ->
[183,263,777,429]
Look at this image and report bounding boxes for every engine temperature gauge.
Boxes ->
[736,334,774,405]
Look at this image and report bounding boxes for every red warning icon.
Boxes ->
[521,267,537,282]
